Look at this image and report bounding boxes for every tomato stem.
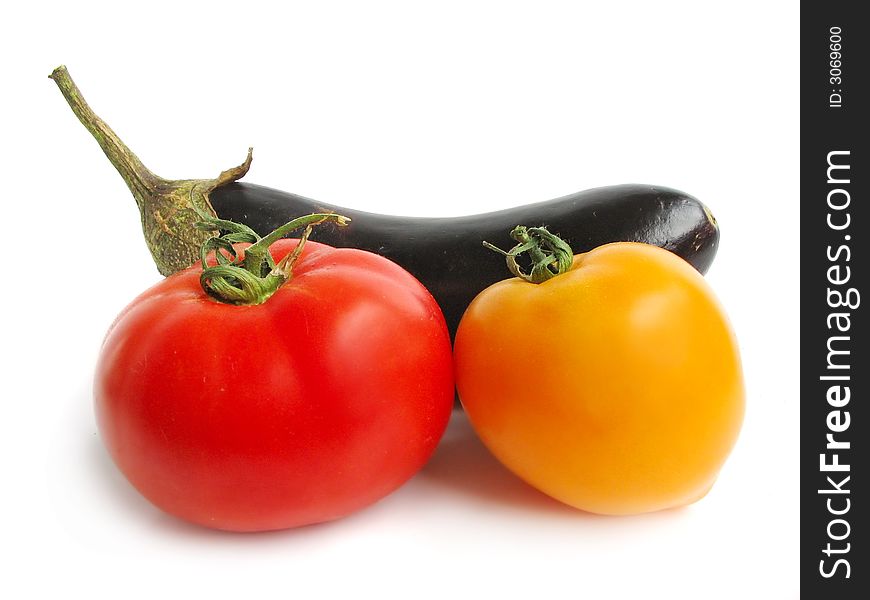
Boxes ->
[197,212,351,305]
[483,226,574,283]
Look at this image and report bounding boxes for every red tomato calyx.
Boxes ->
[197,212,350,305]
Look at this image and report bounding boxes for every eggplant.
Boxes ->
[50,66,719,337]
[211,182,718,336]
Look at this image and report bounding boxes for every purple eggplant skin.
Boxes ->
[210,182,719,339]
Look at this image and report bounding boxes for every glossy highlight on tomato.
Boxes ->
[454,242,744,515]
[95,239,454,531]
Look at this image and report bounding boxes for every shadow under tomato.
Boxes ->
[88,430,235,539]
[421,411,698,529]
[85,408,353,542]
[420,410,590,518]
[77,396,365,543]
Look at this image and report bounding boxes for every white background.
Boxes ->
[2,1,799,598]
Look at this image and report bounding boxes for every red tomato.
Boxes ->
[95,239,454,532]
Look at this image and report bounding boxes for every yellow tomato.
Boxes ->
[454,242,744,515]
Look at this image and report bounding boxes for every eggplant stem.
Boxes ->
[49,65,252,276]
